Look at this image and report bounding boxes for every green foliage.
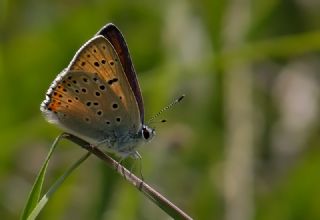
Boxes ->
[21,134,91,220]
[1,0,320,219]
[20,135,62,220]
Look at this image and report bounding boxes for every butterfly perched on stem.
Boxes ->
[41,23,155,159]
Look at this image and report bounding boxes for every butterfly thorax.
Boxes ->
[105,125,155,158]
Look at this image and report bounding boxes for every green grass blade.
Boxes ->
[26,152,91,220]
[20,134,65,220]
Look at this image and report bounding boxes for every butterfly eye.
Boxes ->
[142,128,150,140]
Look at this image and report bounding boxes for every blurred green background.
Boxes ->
[1,0,320,219]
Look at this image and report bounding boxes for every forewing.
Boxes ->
[41,36,141,143]
[96,23,145,122]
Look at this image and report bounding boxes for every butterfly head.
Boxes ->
[141,125,155,142]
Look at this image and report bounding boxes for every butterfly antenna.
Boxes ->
[148,95,185,123]
[149,119,167,128]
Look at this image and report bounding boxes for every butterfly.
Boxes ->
[40,23,155,159]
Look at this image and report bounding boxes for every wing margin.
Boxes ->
[96,23,145,123]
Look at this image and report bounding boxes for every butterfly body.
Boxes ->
[41,24,154,158]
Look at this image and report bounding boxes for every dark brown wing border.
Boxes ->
[96,23,145,123]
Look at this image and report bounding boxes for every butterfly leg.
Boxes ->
[116,156,130,179]
[131,151,141,159]
[115,151,142,180]
[89,138,113,150]
[129,151,144,181]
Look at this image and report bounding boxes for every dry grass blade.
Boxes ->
[64,133,193,220]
